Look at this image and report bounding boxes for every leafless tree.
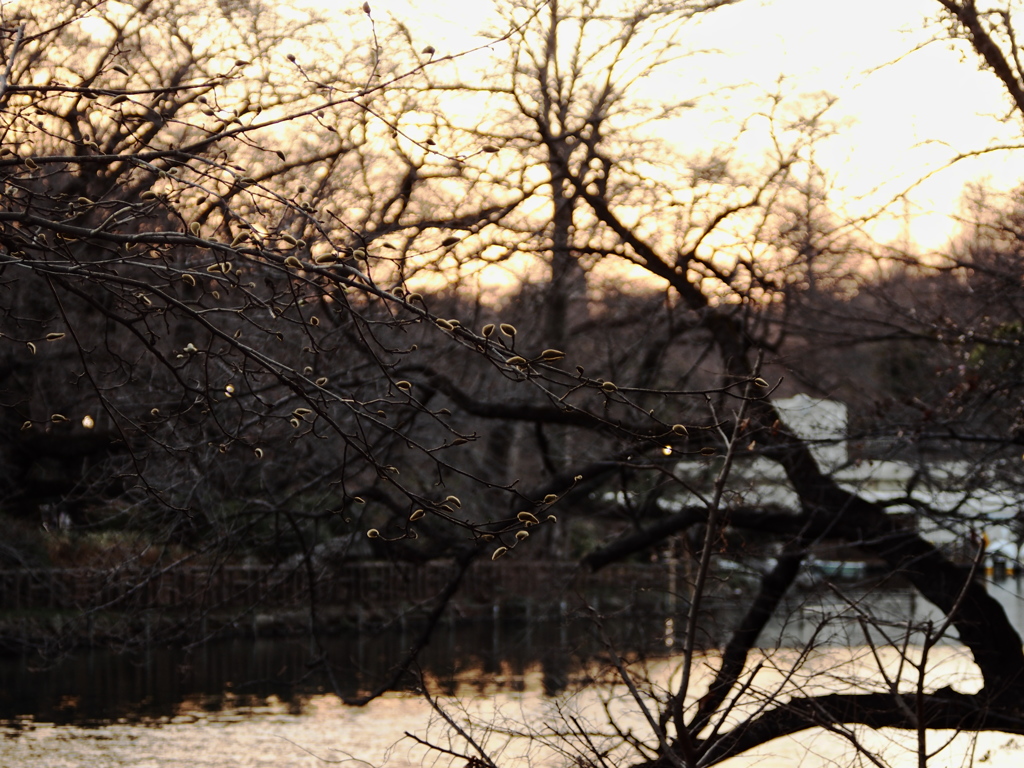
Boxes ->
[8,0,1024,765]
[391,1,1024,767]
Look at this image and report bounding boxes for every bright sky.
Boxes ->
[367,0,1024,252]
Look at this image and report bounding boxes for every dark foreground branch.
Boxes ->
[582,505,805,571]
[631,688,1024,768]
[695,688,1024,766]
[686,545,806,737]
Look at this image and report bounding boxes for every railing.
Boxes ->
[0,560,677,617]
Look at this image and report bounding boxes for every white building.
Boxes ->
[686,395,1023,569]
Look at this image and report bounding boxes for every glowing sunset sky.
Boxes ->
[367,0,1024,252]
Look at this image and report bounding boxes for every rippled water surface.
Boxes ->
[6,679,1024,768]
[1,695,433,768]
[5,581,1024,767]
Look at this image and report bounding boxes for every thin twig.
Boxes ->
[0,23,24,105]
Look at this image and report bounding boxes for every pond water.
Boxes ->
[4,579,1024,767]
[5,648,1024,768]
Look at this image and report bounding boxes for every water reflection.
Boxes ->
[1,578,1023,727]
[0,612,665,725]
[2,579,1024,768]
[0,646,1015,768]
